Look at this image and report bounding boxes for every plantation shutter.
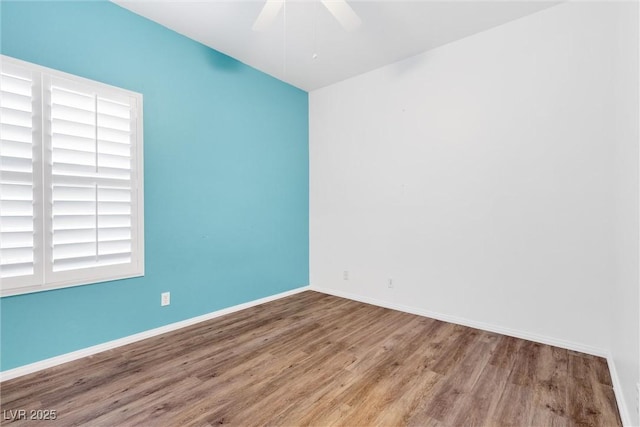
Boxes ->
[45,76,139,281]
[0,61,42,290]
[0,55,143,297]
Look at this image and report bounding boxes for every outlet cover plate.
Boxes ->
[161,292,170,306]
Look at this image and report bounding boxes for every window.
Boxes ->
[1,55,144,297]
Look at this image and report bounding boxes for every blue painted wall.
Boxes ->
[0,1,309,371]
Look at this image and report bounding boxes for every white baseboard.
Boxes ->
[2,283,632,426]
[311,285,607,356]
[607,354,634,427]
[311,285,637,424]
[0,285,310,382]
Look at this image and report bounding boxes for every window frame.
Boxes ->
[1,55,144,297]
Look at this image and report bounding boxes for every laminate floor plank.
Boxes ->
[450,364,511,427]
[370,368,442,426]
[330,319,436,426]
[489,335,524,371]
[0,291,621,426]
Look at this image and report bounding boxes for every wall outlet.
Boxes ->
[161,292,170,306]
[343,270,349,280]
[388,278,394,288]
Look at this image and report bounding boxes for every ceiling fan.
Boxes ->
[252,0,362,32]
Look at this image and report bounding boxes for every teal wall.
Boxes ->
[0,1,309,371]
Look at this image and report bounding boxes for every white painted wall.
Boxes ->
[611,2,640,425]
[310,2,638,423]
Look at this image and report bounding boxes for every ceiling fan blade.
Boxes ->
[252,0,284,32]
[320,0,362,32]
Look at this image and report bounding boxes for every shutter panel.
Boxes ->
[47,78,135,275]
[0,61,41,288]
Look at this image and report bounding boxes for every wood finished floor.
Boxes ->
[0,291,621,427]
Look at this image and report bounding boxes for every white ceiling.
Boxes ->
[113,1,559,91]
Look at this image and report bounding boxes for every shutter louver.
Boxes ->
[0,63,37,283]
[49,81,134,273]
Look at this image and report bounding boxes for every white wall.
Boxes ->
[310,2,638,423]
[611,2,640,425]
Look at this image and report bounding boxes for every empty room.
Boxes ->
[0,0,638,425]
